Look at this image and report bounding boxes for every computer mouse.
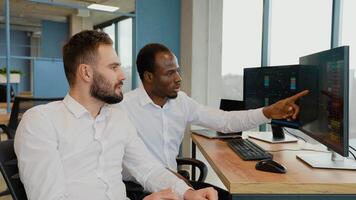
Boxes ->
[255,159,287,174]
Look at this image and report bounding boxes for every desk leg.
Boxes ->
[192,140,196,180]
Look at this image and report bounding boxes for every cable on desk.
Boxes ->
[283,128,307,143]
[349,145,356,152]
[349,150,356,160]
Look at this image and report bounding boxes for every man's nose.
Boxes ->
[175,72,182,82]
[118,69,126,81]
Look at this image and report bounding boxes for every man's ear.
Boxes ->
[143,71,154,83]
[78,64,93,83]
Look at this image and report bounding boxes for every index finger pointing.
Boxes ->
[288,90,309,101]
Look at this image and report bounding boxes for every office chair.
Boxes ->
[0,85,15,102]
[176,157,207,182]
[125,157,208,200]
[0,140,27,200]
[219,99,245,111]
[0,96,63,140]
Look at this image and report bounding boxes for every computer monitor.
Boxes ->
[297,46,355,170]
[243,65,317,143]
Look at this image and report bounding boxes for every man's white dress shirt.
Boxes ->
[14,94,190,200]
[119,86,270,171]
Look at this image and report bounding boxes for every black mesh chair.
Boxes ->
[0,85,15,103]
[125,157,208,200]
[176,157,207,182]
[0,96,63,139]
[0,140,27,200]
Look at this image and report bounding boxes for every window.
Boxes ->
[342,0,356,70]
[341,0,356,136]
[103,24,115,50]
[101,18,133,93]
[269,0,332,65]
[221,0,263,100]
[117,18,133,93]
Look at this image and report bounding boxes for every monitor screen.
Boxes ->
[243,65,317,129]
[299,46,349,157]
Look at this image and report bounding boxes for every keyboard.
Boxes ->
[226,138,273,160]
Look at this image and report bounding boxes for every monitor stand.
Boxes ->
[297,151,356,170]
[248,125,298,144]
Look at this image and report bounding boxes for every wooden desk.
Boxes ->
[191,132,356,200]
[0,102,11,125]
[0,113,10,125]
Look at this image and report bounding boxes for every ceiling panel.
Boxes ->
[0,0,135,26]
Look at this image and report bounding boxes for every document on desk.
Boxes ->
[193,129,242,139]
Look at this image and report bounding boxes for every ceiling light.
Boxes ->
[87,4,119,12]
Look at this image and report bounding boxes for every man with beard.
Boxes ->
[118,43,308,196]
[14,31,218,200]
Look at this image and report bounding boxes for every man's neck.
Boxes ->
[69,89,104,118]
[143,84,167,107]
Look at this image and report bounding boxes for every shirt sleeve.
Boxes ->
[14,107,68,200]
[182,92,271,133]
[122,121,191,199]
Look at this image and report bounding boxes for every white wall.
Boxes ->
[180,0,225,187]
[181,0,223,108]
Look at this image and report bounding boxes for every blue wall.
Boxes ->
[0,29,31,92]
[135,0,181,87]
[136,0,181,55]
[41,20,69,58]
[33,59,68,98]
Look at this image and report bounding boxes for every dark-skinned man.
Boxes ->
[117,43,308,198]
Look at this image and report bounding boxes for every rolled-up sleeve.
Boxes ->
[14,108,68,200]
[182,93,271,133]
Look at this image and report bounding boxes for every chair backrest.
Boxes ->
[7,96,63,139]
[219,99,245,111]
[0,140,27,200]
[0,85,14,102]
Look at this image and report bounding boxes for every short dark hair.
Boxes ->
[136,43,171,80]
[62,30,113,86]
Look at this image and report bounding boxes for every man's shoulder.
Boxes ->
[18,101,64,128]
[109,104,136,126]
[112,89,140,110]
[177,91,189,98]
[174,91,193,103]
[24,101,63,116]
[123,88,141,100]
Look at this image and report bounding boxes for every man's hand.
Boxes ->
[183,187,218,200]
[263,90,309,120]
[143,188,179,200]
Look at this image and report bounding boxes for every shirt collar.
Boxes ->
[138,86,155,107]
[63,94,110,119]
[137,86,175,109]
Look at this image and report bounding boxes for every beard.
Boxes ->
[90,71,123,104]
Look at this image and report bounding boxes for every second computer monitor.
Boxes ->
[243,65,318,140]
[299,46,349,157]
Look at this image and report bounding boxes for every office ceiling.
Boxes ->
[0,0,135,28]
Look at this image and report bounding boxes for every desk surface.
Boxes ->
[192,132,356,194]
[0,113,10,125]
[0,102,11,125]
